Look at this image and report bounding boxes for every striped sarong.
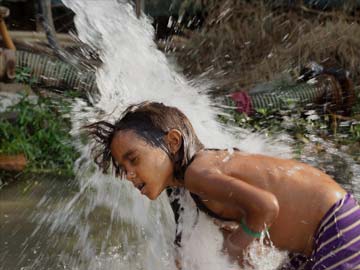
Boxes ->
[283,193,360,270]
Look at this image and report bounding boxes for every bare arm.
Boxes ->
[184,165,279,262]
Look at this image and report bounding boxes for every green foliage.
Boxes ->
[15,66,37,86]
[0,95,78,176]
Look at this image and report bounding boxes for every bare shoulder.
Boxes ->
[185,150,228,173]
[184,152,214,182]
[185,149,330,187]
[183,150,228,191]
[183,149,256,187]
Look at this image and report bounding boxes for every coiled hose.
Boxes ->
[15,50,97,96]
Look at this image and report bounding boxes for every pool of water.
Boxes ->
[0,176,78,270]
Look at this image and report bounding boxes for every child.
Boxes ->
[85,101,360,269]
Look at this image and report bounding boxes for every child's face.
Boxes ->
[110,130,174,200]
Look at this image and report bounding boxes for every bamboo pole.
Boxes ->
[0,6,15,50]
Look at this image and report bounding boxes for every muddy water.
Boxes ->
[0,177,78,270]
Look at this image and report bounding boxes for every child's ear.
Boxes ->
[166,129,182,154]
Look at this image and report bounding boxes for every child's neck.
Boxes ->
[168,176,184,188]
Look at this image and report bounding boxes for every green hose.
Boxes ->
[15,51,340,114]
[15,50,97,96]
[250,83,325,111]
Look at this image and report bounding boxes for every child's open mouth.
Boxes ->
[136,183,146,192]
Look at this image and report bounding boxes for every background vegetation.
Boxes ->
[0,67,79,186]
[169,0,360,163]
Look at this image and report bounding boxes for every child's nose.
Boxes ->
[127,171,136,180]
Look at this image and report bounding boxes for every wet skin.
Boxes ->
[110,130,181,200]
[110,129,347,258]
[185,150,346,257]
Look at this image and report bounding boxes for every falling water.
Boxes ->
[3,0,358,270]
[30,0,289,269]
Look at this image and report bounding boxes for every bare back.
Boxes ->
[184,149,347,255]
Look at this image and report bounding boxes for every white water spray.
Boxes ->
[30,0,293,269]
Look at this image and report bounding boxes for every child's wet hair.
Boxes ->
[84,101,204,180]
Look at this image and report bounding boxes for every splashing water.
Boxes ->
[32,0,289,269]
[12,0,355,269]
[299,134,360,200]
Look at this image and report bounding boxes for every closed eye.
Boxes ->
[129,156,139,165]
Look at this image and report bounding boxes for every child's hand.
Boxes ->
[213,219,240,233]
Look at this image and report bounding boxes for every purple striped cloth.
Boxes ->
[283,193,360,270]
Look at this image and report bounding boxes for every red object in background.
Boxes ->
[231,91,253,115]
